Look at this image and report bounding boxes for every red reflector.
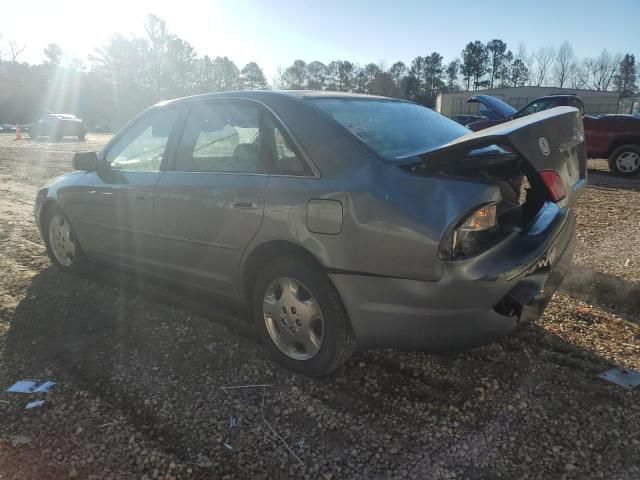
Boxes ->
[539,170,567,202]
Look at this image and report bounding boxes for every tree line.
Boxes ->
[0,16,637,127]
[275,41,637,103]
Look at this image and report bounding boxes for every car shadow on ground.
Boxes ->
[2,263,639,478]
[586,170,640,193]
[562,264,640,324]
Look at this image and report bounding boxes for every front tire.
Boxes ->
[252,257,354,376]
[609,145,640,177]
[43,206,88,273]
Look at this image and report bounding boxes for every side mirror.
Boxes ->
[72,151,99,171]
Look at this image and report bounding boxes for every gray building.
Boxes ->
[618,96,640,115]
[436,86,620,118]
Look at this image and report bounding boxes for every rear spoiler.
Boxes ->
[417,107,588,207]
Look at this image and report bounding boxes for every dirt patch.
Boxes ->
[0,135,639,479]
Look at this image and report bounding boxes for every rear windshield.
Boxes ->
[310,98,469,160]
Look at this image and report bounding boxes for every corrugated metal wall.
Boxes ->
[437,87,620,117]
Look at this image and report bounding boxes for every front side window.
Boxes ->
[175,103,262,173]
[105,108,179,172]
[311,98,468,160]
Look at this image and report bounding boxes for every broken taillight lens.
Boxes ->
[538,170,566,202]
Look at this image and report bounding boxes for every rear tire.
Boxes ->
[608,144,640,177]
[252,257,354,376]
[43,205,88,274]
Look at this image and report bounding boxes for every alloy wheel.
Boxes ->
[615,151,640,173]
[48,214,76,267]
[262,276,324,360]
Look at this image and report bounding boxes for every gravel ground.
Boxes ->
[573,159,640,283]
[0,134,638,479]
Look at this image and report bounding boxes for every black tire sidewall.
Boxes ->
[609,145,640,177]
[251,257,351,376]
[43,206,88,273]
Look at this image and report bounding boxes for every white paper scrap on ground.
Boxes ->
[599,367,640,389]
[7,380,56,394]
[25,399,45,409]
[33,381,56,393]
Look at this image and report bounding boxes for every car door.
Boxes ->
[154,99,269,297]
[67,107,181,275]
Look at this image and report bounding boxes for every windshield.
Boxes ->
[311,98,469,160]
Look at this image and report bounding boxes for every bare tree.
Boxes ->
[8,40,26,62]
[553,41,574,88]
[570,60,590,89]
[532,46,555,86]
[516,42,533,86]
[585,50,622,91]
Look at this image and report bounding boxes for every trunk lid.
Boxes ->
[416,107,587,209]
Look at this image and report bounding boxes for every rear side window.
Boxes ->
[263,114,310,175]
[175,103,262,173]
[311,98,468,160]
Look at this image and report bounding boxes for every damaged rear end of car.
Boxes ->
[338,107,587,350]
[424,108,585,337]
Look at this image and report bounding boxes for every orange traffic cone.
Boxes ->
[15,124,22,140]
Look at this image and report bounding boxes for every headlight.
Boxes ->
[451,204,499,258]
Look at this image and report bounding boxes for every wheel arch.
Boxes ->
[38,199,61,236]
[607,138,640,157]
[240,240,326,301]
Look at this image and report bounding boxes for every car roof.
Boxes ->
[159,89,402,108]
[530,94,579,101]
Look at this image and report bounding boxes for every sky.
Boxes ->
[1,0,638,81]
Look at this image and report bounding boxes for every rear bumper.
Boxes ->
[330,208,576,350]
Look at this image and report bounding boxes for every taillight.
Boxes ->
[458,204,497,232]
[538,170,566,202]
[451,204,499,258]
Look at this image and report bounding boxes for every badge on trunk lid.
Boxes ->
[538,137,551,156]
